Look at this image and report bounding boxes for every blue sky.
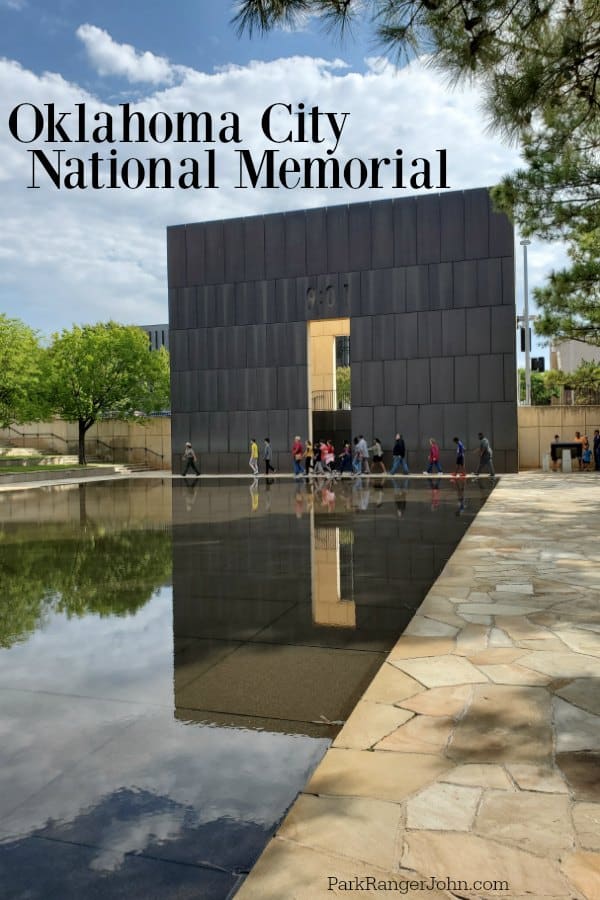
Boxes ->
[0,1,373,97]
[0,0,555,363]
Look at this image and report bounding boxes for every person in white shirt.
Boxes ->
[357,435,370,474]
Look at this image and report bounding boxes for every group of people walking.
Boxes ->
[181,433,496,478]
[284,432,494,478]
[289,435,393,478]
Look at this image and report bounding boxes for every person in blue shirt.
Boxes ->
[452,436,466,477]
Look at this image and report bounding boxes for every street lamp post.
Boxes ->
[521,239,532,406]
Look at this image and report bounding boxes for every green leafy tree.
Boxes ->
[563,359,600,403]
[234,0,600,342]
[336,365,350,404]
[46,322,170,464]
[0,315,49,427]
[518,368,562,405]
[529,229,600,345]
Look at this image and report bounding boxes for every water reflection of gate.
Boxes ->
[311,523,355,628]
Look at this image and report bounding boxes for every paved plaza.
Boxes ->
[239,473,600,899]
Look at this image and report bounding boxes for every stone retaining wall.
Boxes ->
[0,418,171,470]
[518,405,600,469]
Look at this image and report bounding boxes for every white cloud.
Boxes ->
[1,0,27,9]
[0,31,560,335]
[76,23,176,85]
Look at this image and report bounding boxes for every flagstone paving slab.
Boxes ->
[577,622,600,634]
[417,596,460,618]
[474,790,574,855]
[333,702,414,750]
[276,794,404,870]
[458,602,545,616]
[454,624,490,656]
[439,764,514,790]
[448,684,553,764]
[238,839,454,900]
[359,663,425,706]
[476,663,552,686]
[495,583,534,594]
[392,655,487,688]
[553,698,600,753]
[572,804,600,851]
[461,614,493,625]
[405,782,481,831]
[305,748,451,802]
[461,591,492,602]
[387,636,455,660]
[561,852,600,900]
[397,684,472,718]
[517,651,600,679]
[552,626,600,657]
[375,715,455,755]
[403,617,459,638]
[515,637,569,652]
[488,627,515,647]
[401,832,577,898]
[557,752,600,802]
[506,764,569,794]
[555,678,600,716]
[466,648,527,665]
[495,615,556,642]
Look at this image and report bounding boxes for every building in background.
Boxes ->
[550,340,600,372]
[140,323,169,352]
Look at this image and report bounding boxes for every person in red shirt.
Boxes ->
[291,435,304,477]
[424,438,443,475]
[324,439,335,472]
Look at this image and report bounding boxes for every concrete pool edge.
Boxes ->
[236,473,600,900]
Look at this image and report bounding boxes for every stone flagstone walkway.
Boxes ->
[238,474,600,900]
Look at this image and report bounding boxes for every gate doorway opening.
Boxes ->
[307,318,351,451]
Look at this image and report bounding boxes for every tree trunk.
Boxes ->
[78,419,87,465]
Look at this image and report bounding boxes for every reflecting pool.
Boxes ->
[0,476,493,898]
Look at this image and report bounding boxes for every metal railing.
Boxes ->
[312,390,351,411]
[3,426,164,465]
[562,388,600,406]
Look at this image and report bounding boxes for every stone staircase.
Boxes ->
[112,463,153,475]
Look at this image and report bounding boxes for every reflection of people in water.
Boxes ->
[393,478,409,518]
[339,482,353,512]
[320,484,336,511]
[304,481,315,513]
[184,478,200,513]
[294,488,304,518]
[429,478,441,511]
[453,476,466,515]
[352,477,370,511]
[249,477,259,511]
[373,478,385,508]
[264,478,272,512]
